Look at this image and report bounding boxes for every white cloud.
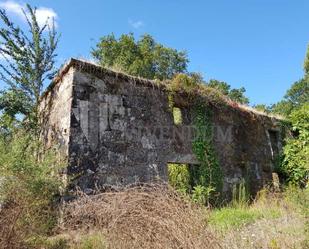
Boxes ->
[128,19,144,29]
[0,1,24,17]
[0,44,10,61]
[0,1,58,28]
[34,7,58,28]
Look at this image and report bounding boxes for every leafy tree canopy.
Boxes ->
[271,44,309,117]
[206,79,249,105]
[92,33,188,80]
[0,4,59,129]
[253,104,271,113]
[272,77,309,116]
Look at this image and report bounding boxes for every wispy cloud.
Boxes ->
[0,44,11,61]
[128,19,144,29]
[0,1,58,28]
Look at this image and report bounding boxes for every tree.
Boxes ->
[0,4,59,129]
[282,103,309,187]
[304,43,309,75]
[253,104,271,113]
[206,79,250,104]
[207,79,230,95]
[271,44,309,117]
[228,87,249,105]
[271,77,309,116]
[92,33,188,80]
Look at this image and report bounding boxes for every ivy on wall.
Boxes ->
[192,99,223,198]
[167,91,223,204]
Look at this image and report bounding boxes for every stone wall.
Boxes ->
[39,59,283,196]
[39,67,74,154]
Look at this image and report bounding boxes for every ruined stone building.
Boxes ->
[39,59,283,196]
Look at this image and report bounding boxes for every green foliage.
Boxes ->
[228,87,249,105]
[192,100,223,202]
[191,185,215,206]
[77,233,106,249]
[172,107,183,125]
[167,163,190,195]
[282,103,309,187]
[0,130,64,247]
[284,185,309,216]
[206,79,250,104]
[270,100,294,116]
[231,179,249,208]
[285,77,309,105]
[253,104,271,113]
[167,95,224,204]
[271,45,309,187]
[207,79,230,95]
[209,207,263,231]
[92,33,188,80]
[271,77,309,116]
[0,4,59,128]
[170,73,202,91]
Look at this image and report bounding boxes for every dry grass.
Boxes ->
[220,215,306,249]
[0,199,25,249]
[2,183,307,249]
[62,184,221,249]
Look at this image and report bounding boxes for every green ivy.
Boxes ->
[167,91,223,204]
[192,99,223,200]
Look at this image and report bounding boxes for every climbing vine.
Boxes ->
[167,91,223,204]
[191,99,223,200]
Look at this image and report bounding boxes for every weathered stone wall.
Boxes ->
[40,59,283,196]
[39,67,74,154]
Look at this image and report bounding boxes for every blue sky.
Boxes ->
[1,0,309,105]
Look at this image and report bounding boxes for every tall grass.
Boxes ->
[0,131,64,248]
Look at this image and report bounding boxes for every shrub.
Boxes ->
[170,73,201,92]
[191,185,215,206]
[167,163,191,194]
[0,131,64,248]
[283,103,309,187]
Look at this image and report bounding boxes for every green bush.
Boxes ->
[191,185,215,206]
[170,73,201,92]
[283,103,309,187]
[0,130,64,248]
[167,163,190,194]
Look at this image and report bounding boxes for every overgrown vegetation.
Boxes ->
[0,2,307,247]
[61,185,220,249]
[210,186,309,248]
[0,131,64,248]
[0,4,59,130]
[92,33,188,80]
[282,103,309,186]
[168,74,223,205]
[12,184,307,249]
[92,34,250,105]
[269,46,309,187]
[191,99,223,204]
[0,4,62,248]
